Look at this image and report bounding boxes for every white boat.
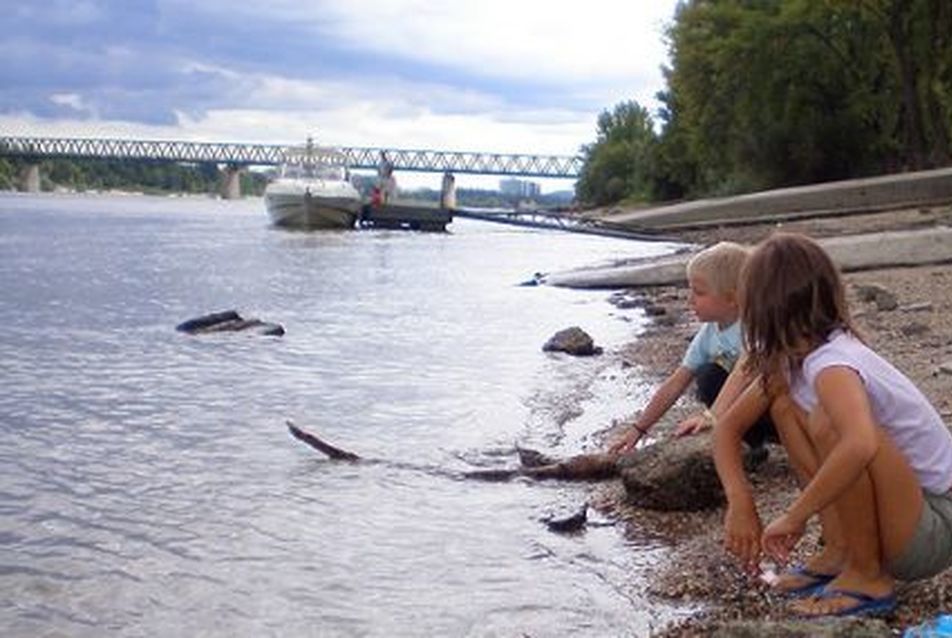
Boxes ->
[265,140,362,229]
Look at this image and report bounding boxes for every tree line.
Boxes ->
[577,0,952,206]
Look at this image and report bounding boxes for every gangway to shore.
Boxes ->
[452,207,678,242]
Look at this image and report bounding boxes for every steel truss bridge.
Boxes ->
[0,136,582,178]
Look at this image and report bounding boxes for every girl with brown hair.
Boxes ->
[713,232,952,618]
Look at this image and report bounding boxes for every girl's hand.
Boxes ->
[724,498,762,574]
[674,413,709,437]
[761,512,805,564]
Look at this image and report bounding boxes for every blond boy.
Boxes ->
[611,241,776,455]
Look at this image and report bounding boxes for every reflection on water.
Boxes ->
[0,193,688,636]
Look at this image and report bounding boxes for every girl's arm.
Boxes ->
[711,354,755,416]
[761,366,879,561]
[712,378,770,571]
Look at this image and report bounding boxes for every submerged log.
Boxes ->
[285,422,732,512]
[285,421,617,482]
[287,421,360,461]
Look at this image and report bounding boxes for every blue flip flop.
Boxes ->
[797,587,897,618]
[776,565,836,597]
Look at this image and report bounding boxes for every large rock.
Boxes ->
[619,435,724,511]
[542,326,603,356]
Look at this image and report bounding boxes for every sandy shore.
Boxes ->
[590,203,952,635]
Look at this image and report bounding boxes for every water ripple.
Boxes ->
[0,194,683,636]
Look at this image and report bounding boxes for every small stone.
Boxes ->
[854,283,899,310]
[900,322,931,337]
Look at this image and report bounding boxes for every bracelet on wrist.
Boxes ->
[633,424,648,436]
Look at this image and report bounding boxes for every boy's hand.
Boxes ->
[724,497,763,574]
[608,428,640,455]
[674,413,710,437]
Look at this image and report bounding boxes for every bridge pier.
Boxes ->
[18,163,40,193]
[440,172,456,209]
[219,165,242,199]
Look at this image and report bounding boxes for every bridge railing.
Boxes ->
[0,136,582,178]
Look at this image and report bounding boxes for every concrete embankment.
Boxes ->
[604,166,952,230]
[547,225,952,289]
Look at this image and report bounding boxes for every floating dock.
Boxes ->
[357,203,453,232]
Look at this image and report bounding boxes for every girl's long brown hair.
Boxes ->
[741,232,860,381]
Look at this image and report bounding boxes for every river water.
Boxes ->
[0,192,692,637]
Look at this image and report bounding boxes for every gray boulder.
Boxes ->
[619,435,725,511]
[542,326,603,356]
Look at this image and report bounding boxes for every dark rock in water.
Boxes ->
[462,468,523,482]
[542,326,603,356]
[518,272,546,287]
[543,504,588,533]
[176,310,241,332]
[516,446,559,468]
[176,310,285,336]
[620,435,725,511]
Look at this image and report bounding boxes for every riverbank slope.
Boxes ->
[591,202,952,635]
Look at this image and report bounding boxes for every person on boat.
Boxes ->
[376,152,397,205]
[713,232,952,618]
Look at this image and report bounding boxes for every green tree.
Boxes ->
[576,100,658,206]
[659,0,952,197]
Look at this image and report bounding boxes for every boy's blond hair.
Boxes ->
[686,241,749,297]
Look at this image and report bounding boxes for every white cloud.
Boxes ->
[3,1,678,191]
[49,93,88,112]
[322,1,672,85]
[180,0,673,88]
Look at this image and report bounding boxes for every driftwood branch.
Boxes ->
[287,421,360,461]
[284,421,618,482]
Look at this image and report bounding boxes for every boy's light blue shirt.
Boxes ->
[681,320,743,373]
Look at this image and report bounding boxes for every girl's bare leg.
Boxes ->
[790,409,924,615]
[768,394,846,590]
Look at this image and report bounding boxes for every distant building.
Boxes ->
[499,178,541,199]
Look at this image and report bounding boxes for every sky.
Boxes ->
[0,1,679,192]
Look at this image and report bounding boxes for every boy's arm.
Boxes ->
[676,354,755,436]
[712,378,769,572]
[610,366,694,453]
